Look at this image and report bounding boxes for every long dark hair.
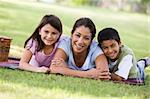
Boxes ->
[24,14,62,51]
[71,17,96,40]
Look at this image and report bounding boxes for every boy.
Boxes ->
[97,27,150,85]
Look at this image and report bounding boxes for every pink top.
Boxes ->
[26,38,61,67]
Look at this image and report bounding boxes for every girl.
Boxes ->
[19,14,62,73]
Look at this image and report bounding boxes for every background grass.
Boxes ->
[0,0,150,99]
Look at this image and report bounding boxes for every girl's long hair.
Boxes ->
[24,14,62,51]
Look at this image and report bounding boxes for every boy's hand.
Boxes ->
[111,73,123,81]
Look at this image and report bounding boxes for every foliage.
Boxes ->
[138,0,150,13]
[60,0,150,14]
[141,0,150,4]
[71,0,90,5]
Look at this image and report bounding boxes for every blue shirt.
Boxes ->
[58,36,103,71]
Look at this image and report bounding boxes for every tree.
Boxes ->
[141,0,150,13]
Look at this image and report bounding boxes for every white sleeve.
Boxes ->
[115,55,133,80]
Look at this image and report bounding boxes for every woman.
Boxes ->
[50,17,110,80]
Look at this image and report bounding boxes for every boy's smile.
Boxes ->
[101,39,121,61]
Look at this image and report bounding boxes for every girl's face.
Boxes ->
[101,39,121,60]
[71,26,92,54]
[39,24,60,46]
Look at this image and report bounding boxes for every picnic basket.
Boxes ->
[0,36,12,62]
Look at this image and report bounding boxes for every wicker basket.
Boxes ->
[0,36,12,62]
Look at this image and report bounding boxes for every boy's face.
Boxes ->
[101,39,121,60]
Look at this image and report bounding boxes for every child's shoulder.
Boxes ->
[122,45,133,51]
[121,45,134,55]
[26,38,38,48]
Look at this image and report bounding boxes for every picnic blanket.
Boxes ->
[112,78,144,85]
[0,57,20,69]
[0,57,145,85]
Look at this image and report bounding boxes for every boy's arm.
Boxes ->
[111,73,123,81]
[111,55,133,81]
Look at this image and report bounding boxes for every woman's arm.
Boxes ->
[51,65,103,79]
[50,48,102,79]
[95,54,111,80]
[19,49,49,73]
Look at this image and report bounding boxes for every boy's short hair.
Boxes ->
[97,27,120,44]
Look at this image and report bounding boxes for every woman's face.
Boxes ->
[39,24,60,46]
[71,26,92,54]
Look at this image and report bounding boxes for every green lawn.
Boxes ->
[0,0,150,99]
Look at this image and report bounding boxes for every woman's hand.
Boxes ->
[51,58,67,67]
[86,68,111,80]
[37,66,50,73]
[97,70,111,80]
[50,58,67,74]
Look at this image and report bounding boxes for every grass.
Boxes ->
[0,0,150,98]
[0,68,150,99]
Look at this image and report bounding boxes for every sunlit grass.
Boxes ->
[0,68,149,99]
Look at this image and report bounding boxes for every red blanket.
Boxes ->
[0,57,20,69]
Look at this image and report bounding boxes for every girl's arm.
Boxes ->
[19,49,49,73]
[50,48,107,79]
